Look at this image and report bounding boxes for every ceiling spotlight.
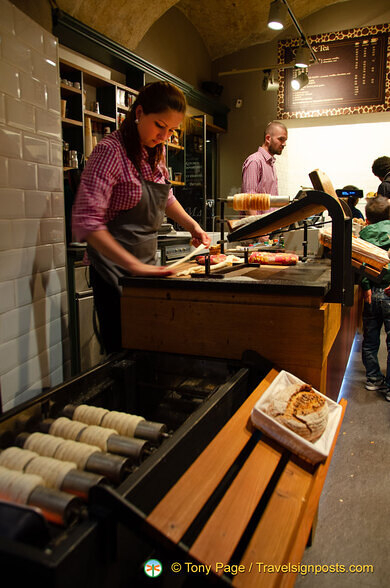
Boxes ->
[262,70,279,91]
[267,0,288,30]
[294,45,311,68]
[291,70,309,90]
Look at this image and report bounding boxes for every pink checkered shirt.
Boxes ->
[241,146,278,195]
[72,130,175,242]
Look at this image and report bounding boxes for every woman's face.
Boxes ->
[136,106,184,148]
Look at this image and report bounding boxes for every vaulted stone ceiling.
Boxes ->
[57,0,344,60]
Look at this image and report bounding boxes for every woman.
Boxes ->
[72,81,210,353]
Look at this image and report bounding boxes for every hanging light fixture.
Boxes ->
[262,70,279,91]
[267,0,288,30]
[294,44,311,68]
[291,69,309,90]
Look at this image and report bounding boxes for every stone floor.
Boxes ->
[295,332,390,588]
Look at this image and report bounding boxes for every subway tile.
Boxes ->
[50,140,63,166]
[0,61,20,98]
[45,267,66,296]
[0,339,18,374]
[0,219,12,250]
[0,93,5,122]
[25,190,51,218]
[19,72,46,108]
[23,134,49,163]
[35,108,61,139]
[0,303,37,343]
[37,163,62,191]
[46,83,60,113]
[46,293,63,324]
[5,95,35,131]
[11,219,39,248]
[0,156,7,186]
[0,188,24,217]
[1,355,43,404]
[0,0,15,36]
[51,192,65,217]
[40,218,64,244]
[15,275,36,306]
[1,34,32,72]
[43,33,58,63]
[13,6,44,52]
[31,244,54,272]
[31,50,58,86]
[0,280,15,313]
[8,159,37,189]
[53,243,66,267]
[48,363,64,388]
[0,125,22,158]
[0,248,31,281]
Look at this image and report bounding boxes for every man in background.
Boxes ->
[241,121,288,215]
[372,156,390,198]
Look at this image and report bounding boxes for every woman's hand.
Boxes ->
[190,223,211,248]
[128,260,173,277]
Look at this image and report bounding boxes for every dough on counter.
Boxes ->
[265,383,329,442]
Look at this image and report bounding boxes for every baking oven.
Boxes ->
[0,349,264,587]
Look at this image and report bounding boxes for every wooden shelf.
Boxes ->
[117,104,129,112]
[62,117,83,127]
[84,110,116,123]
[171,181,185,186]
[60,83,82,95]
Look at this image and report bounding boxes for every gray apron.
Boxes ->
[87,178,170,292]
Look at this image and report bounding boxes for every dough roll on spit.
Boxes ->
[16,431,131,484]
[40,417,149,463]
[0,465,82,526]
[232,193,271,211]
[63,404,168,444]
[0,446,105,500]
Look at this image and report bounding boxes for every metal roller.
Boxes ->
[60,469,107,500]
[134,420,168,444]
[16,432,132,485]
[28,485,83,527]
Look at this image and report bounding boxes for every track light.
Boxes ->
[294,45,311,68]
[291,70,309,90]
[262,70,279,91]
[267,0,287,30]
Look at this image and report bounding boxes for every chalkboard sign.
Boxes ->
[277,24,390,118]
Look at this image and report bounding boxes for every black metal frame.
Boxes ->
[226,189,354,306]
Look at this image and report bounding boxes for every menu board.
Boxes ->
[277,24,390,118]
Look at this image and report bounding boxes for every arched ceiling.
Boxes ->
[57,0,344,60]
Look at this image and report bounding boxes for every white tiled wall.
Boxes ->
[0,0,68,412]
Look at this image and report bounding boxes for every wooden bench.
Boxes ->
[147,368,347,587]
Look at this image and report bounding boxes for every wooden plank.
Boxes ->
[147,369,279,543]
[232,398,347,588]
[190,439,282,574]
[121,298,328,368]
[277,398,347,588]
[122,285,325,308]
[233,461,314,588]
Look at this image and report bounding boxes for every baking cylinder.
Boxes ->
[28,486,82,526]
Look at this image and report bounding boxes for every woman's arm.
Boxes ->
[165,200,211,248]
[86,230,173,276]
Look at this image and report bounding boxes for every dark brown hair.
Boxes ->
[372,156,390,180]
[120,81,186,172]
[365,196,390,224]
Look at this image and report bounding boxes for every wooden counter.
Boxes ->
[121,260,360,399]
